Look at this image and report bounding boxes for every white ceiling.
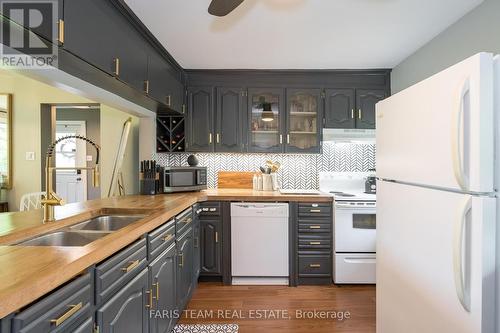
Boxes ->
[124,0,483,69]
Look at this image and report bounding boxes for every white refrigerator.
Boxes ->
[376,53,498,333]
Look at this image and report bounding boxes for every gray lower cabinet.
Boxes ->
[97,268,150,333]
[11,274,92,333]
[149,243,177,333]
[193,211,201,279]
[176,228,194,310]
[200,220,222,276]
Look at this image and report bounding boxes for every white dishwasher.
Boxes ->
[231,203,289,285]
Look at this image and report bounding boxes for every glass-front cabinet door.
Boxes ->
[285,88,322,153]
[247,88,284,153]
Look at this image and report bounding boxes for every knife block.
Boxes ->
[139,172,157,195]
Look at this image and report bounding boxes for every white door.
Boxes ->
[55,121,87,203]
[376,181,496,333]
[376,53,494,193]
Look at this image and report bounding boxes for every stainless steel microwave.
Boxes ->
[164,166,207,193]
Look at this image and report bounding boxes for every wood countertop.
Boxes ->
[0,189,332,318]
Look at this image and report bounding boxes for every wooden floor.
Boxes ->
[179,282,376,333]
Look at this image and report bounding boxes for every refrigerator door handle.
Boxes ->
[453,196,472,312]
[451,77,470,191]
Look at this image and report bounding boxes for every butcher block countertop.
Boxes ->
[0,189,332,318]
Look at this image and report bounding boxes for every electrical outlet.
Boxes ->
[25,152,35,161]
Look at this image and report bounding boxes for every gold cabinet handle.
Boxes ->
[121,260,139,273]
[309,264,321,268]
[358,109,362,119]
[184,217,192,224]
[310,209,321,213]
[309,241,321,245]
[179,253,184,267]
[166,95,171,106]
[215,231,219,243]
[146,289,153,308]
[216,133,220,143]
[182,104,186,114]
[162,234,173,242]
[309,225,321,229]
[279,134,283,144]
[58,19,65,44]
[152,282,160,300]
[287,134,290,144]
[50,302,82,326]
[209,133,213,144]
[144,80,150,94]
[113,58,120,76]
[351,109,354,119]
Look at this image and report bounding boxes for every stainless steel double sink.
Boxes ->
[18,212,149,247]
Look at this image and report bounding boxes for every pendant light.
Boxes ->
[261,102,274,122]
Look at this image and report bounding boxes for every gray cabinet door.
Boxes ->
[193,216,201,279]
[187,87,214,152]
[63,0,116,75]
[247,88,285,153]
[176,230,194,310]
[285,88,322,153]
[200,220,222,275]
[355,89,386,129]
[324,89,355,129]
[149,244,177,333]
[97,268,149,333]
[148,51,184,112]
[216,87,245,152]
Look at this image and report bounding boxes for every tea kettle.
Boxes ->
[365,169,377,194]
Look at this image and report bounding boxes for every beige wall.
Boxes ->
[0,70,140,210]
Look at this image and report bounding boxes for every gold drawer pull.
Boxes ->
[50,302,82,326]
[162,234,173,242]
[310,241,321,245]
[146,289,153,308]
[215,231,219,243]
[310,209,321,213]
[184,218,192,224]
[153,282,160,300]
[121,260,139,273]
[309,264,321,268]
[309,225,321,229]
[179,253,184,267]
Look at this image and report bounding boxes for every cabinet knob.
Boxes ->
[358,109,362,119]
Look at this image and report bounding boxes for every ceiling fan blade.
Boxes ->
[208,0,245,17]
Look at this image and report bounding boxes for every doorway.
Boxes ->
[40,104,101,203]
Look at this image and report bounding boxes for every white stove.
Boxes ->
[319,172,376,284]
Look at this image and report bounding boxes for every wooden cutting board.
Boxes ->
[217,171,257,189]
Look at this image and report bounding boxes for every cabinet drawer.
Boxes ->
[95,238,147,305]
[148,219,175,260]
[298,234,331,250]
[176,208,193,235]
[298,254,331,277]
[198,202,221,216]
[298,203,332,217]
[12,274,92,333]
[298,219,331,233]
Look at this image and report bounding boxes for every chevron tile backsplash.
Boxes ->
[154,142,375,190]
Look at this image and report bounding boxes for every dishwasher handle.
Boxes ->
[230,203,289,218]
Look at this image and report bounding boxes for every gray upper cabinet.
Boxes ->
[149,244,177,333]
[285,88,322,154]
[176,229,194,310]
[355,89,386,129]
[97,268,150,333]
[63,0,117,75]
[187,87,214,152]
[247,88,285,153]
[216,87,245,152]
[324,89,355,129]
[147,51,184,112]
[200,220,222,275]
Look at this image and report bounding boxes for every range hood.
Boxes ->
[322,128,376,143]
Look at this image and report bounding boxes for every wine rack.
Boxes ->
[156,114,185,153]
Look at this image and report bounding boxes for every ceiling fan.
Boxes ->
[208,0,245,17]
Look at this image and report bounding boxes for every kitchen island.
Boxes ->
[0,189,333,321]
